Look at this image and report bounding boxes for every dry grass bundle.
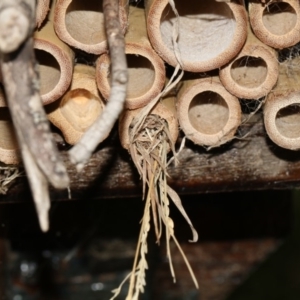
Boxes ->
[111,113,198,300]
[0,165,22,194]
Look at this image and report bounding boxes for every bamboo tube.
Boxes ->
[96,6,165,110]
[177,76,242,147]
[54,0,128,54]
[264,58,300,150]
[47,64,105,145]
[249,0,300,49]
[0,108,20,165]
[119,95,178,151]
[144,0,247,72]
[34,13,74,105]
[219,24,279,99]
[36,0,50,28]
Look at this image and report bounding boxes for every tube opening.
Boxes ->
[35,49,60,95]
[66,0,105,45]
[276,104,300,138]
[160,0,235,63]
[230,56,268,88]
[126,54,155,99]
[263,2,297,35]
[188,91,229,135]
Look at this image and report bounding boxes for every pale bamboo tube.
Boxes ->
[249,0,300,49]
[36,0,50,28]
[144,0,247,72]
[34,14,74,105]
[119,95,178,151]
[54,0,128,54]
[219,24,279,99]
[96,6,165,110]
[0,108,20,165]
[264,58,300,150]
[47,64,105,145]
[177,77,241,147]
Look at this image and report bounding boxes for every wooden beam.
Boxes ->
[2,112,300,203]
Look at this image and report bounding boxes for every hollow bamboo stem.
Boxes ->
[119,95,178,151]
[219,23,279,99]
[96,6,165,110]
[144,0,247,72]
[54,0,128,54]
[264,57,300,150]
[47,64,105,145]
[34,13,74,105]
[249,0,300,49]
[177,76,242,147]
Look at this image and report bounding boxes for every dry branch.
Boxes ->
[69,0,128,171]
[0,0,33,53]
[0,0,69,231]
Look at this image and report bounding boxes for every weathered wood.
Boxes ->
[2,112,300,203]
[0,0,69,229]
[0,0,33,53]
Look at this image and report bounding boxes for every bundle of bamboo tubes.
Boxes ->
[30,0,300,152]
[2,0,300,298]
[3,0,300,156]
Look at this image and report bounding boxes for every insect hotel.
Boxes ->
[0,0,299,299]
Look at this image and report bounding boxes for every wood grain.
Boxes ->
[2,112,300,203]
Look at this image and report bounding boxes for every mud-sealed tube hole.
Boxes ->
[126,54,155,99]
[188,91,229,135]
[230,56,268,88]
[35,49,60,95]
[263,2,297,35]
[275,104,300,138]
[160,0,235,63]
[65,0,104,45]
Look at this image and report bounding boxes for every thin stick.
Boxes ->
[126,161,158,300]
[0,0,69,231]
[21,144,50,232]
[0,0,33,53]
[1,38,69,189]
[69,0,128,171]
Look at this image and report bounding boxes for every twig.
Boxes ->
[0,0,69,231]
[69,0,128,171]
[0,0,33,53]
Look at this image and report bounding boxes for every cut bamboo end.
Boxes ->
[0,108,20,165]
[54,0,128,54]
[249,0,300,49]
[119,96,179,151]
[219,26,279,99]
[96,44,165,110]
[36,0,50,28]
[264,93,300,150]
[145,0,247,72]
[47,64,105,145]
[264,58,300,150]
[34,18,74,105]
[177,77,241,147]
[96,6,165,110]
